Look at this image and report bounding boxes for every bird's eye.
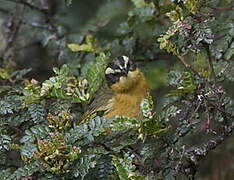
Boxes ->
[112,64,119,69]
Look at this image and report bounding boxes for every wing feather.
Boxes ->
[81,85,114,123]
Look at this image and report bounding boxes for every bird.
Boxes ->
[81,55,149,122]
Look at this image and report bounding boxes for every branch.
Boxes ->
[173,102,201,144]
[208,6,234,11]
[7,0,48,13]
[22,20,54,31]
[204,44,217,84]
[135,53,175,62]
[182,121,233,168]
[0,7,11,14]
[1,3,25,60]
[176,107,234,177]
[177,56,203,79]
[177,55,218,92]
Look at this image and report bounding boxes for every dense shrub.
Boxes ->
[0,0,234,179]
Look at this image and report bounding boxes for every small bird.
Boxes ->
[82,55,149,122]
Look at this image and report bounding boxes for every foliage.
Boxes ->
[0,0,234,179]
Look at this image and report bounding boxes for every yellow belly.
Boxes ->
[104,70,149,120]
[104,93,142,119]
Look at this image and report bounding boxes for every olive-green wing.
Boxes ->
[81,85,114,123]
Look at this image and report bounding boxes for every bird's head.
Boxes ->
[105,56,145,93]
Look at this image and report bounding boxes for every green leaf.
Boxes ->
[20,143,37,159]
[0,168,13,180]
[0,135,11,152]
[20,125,50,143]
[68,35,101,53]
[0,95,22,115]
[129,7,155,22]
[10,68,32,81]
[28,104,46,123]
[228,23,234,37]
[112,153,145,180]
[72,148,107,179]
[82,53,109,96]
[141,96,154,120]
[224,41,234,60]
[68,43,95,53]
[72,153,98,179]
[167,71,196,96]
[0,68,10,79]
[65,116,112,145]
[184,0,200,14]
[65,0,72,6]
[54,64,70,76]
[0,101,14,115]
[131,0,148,8]
[9,161,40,180]
[110,116,139,132]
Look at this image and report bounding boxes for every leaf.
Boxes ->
[0,101,14,115]
[82,53,109,96]
[10,68,32,81]
[9,161,40,180]
[65,116,111,145]
[224,41,234,60]
[167,71,196,96]
[0,168,13,180]
[54,64,70,76]
[0,95,22,115]
[144,105,178,135]
[68,35,101,53]
[20,125,50,143]
[228,23,234,37]
[68,43,94,52]
[184,0,200,14]
[211,35,232,60]
[72,153,99,179]
[140,96,154,119]
[65,0,72,6]
[224,48,234,60]
[40,64,89,103]
[0,68,10,79]
[129,7,155,22]
[112,153,145,180]
[110,116,139,132]
[117,22,131,35]
[131,0,148,8]
[20,143,37,159]
[28,104,46,123]
[0,135,11,152]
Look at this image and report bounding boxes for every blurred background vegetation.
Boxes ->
[1,0,234,179]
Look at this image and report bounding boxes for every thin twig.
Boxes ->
[7,0,47,13]
[136,54,175,62]
[177,56,204,78]
[208,101,234,119]
[1,3,25,60]
[173,102,201,144]
[177,55,217,91]
[0,7,10,14]
[22,20,54,31]
[208,6,234,11]
[205,45,217,84]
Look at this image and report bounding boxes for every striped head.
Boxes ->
[105,56,137,86]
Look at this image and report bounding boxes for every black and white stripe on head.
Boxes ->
[105,56,137,86]
[116,55,129,70]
